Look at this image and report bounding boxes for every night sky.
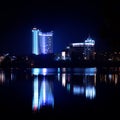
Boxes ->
[0,0,120,55]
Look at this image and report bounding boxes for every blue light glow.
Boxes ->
[73,86,84,95]
[85,36,95,45]
[39,31,53,54]
[57,68,60,73]
[32,68,48,76]
[32,68,40,75]
[67,83,70,91]
[32,76,38,111]
[57,73,60,81]
[42,35,46,54]
[85,86,96,99]
[32,28,39,55]
[32,28,53,55]
[84,67,97,75]
[32,76,54,111]
[39,78,54,109]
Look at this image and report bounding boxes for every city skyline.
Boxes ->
[0,0,120,55]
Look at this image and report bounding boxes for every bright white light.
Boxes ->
[84,43,94,46]
[61,51,66,60]
[62,73,66,87]
[42,68,47,76]
[33,68,40,75]
[85,37,95,46]
[85,86,96,99]
[72,43,84,47]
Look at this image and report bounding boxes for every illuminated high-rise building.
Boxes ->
[32,28,40,55]
[32,28,53,55]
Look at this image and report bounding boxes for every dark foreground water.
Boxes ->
[0,67,120,119]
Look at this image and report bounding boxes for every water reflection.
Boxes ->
[32,68,56,76]
[0,67,120,115]
[100,72,120,85]
[0,70,5,83]
[0,68,32,85]
[57,67,97,99]
[0,69,12,84]
[32,68,54,112]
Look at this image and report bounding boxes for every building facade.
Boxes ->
[32,28,53,55]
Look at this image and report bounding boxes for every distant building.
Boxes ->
[32,28,53,55]
[61,35,95,61]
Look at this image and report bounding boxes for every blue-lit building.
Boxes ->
[32,28,40,55]
[32,28,53,55]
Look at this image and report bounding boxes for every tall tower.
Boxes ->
[32,28,53,55]
[32,28,40,55]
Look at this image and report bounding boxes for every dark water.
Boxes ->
[0,67,120,119]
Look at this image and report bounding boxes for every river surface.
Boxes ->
[0,67,120,119]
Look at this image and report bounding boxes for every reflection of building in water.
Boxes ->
[0,69,13,84]
[99,67,120,85]
[0,70,5,84]
[32,76,39,111]
[57,67,96,99]
[100,73,120,85]
[0,68,30,85]
[32,68,54,111]
[39,78,54,109]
